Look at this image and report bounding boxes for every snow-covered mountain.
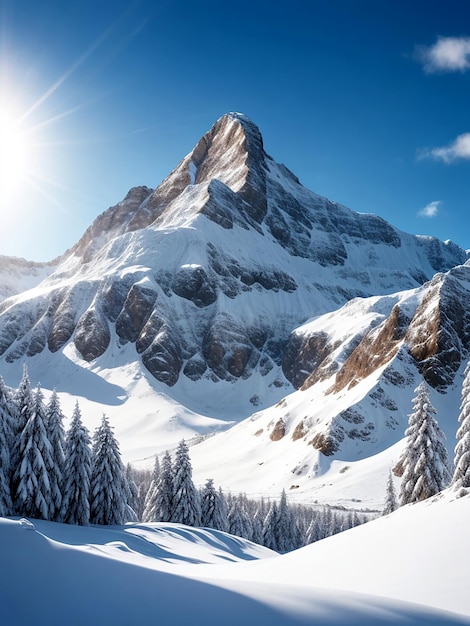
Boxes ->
[0,255,56,303]
[0,112,468,506]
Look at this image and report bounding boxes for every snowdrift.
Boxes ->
[1,490,470,625]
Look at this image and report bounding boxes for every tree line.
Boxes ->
[7,360,469,549]
[0,365,135,525]
[135,441,370,553]
[0,365,371,552]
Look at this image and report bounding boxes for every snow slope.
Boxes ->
[1,490,469,625]
[0,256,56,303]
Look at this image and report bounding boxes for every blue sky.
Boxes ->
[0,0,469,261]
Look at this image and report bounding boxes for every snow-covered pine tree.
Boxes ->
[45,390,65,521]
[305,513,321,544]
[171,440,201,526]
[142,455,161,522]
[382,469,398,515]
[262,500,279,551]
[126,463,139,520]
[318,505,336,539]
[14,364,33,434]
[89,414,131,525]
[199,480,228,531]
[143,451,174,522]
[452,360,470,492]
[0,377,13,516]
[60,402,92,525]
[10,364,34,508]
[251,498,265,544]
[227,494,253,540]
[14,385,54,520]
[227,497,245,538]
[136,482,149,521]
[399,381,451,505]
[275,489,292,553]
[154,450,174,521]
[0,376,14,447]
[289,504,307,550]
[217,486,229,533]
[200,478,222,529]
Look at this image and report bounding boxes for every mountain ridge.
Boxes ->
[0,112,468,506]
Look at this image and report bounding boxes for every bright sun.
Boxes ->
[0,104,32,202]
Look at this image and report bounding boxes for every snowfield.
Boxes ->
[2,489,470,625]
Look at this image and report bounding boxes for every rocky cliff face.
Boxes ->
[271,262,470,458]
[0,112,468,398]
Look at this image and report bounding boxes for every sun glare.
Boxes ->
[0,103,33,203]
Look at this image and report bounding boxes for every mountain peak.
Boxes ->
[146,111,268,226]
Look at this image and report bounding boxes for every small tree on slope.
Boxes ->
[171,440,201,526]
[61,402,92,525]
[90,414,131,525]
[0,379,13,516]
[126,463,139,518]
[45,390,66,521]
[200,478,227,530]
[452,360,470,492]
[398,381,450,505]
[383,469,398,516]
[142,454,162,522]
[14,385,54,520]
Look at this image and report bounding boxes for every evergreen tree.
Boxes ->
[0,377,13,516]
[126,463,139,521]
[90,414,130,525]
[217,486,229,533]
[10,364,34,507]
[452,361,470,491]
[0,376,14,448]
[305,513,321,544]
[142,455,161,522]
[45,390,65,521]
[61,402,92,525]
[319,506,334,538]
[14,364,34,434]
[275,489,292,553]
[290,504,307,549]
[382,469,398,515]
[251,498,266,544]
[14,385,54,520]
[262,501,279,551]
[143,451,174,522]
[200,478,227,530]
[155,450,174,522]
[228,494,253,540]
[136,482,149,521]
[171,440,200,526]
[399,382,451,505]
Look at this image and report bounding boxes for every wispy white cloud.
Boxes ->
[416,36,470,73]
[418,133,470,163]
[418,201,440,218]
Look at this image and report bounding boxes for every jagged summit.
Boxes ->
[145,111,268,229]
[70,113,267,261]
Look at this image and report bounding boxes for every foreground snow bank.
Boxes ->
[1,498,469,626]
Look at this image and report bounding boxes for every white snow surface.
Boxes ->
[0,257,56,302]
[1,489,470,625]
